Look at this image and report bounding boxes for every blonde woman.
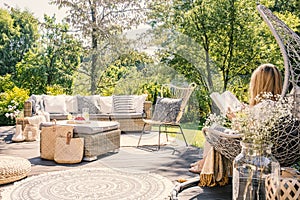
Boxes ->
[189,64,283,186]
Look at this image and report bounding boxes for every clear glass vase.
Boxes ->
[232,141,280,200]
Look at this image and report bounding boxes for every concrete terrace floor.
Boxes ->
[0,126,232,200]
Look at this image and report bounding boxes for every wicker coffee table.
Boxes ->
[41,120,121,161]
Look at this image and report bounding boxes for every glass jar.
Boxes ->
[232,141,280,200]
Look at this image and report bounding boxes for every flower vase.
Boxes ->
[232,142,280,200]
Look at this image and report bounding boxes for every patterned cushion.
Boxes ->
[77,96,100,114]
[152,98,183,122]
[113,95,135,113]
[28,95,44,114]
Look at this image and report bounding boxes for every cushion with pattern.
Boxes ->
[152,97,183,122]
[77,96,101,114]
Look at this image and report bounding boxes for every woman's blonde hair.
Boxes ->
[249,63,283,106]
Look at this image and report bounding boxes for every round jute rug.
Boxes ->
[3,168,174,200]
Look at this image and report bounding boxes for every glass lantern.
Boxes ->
[232,141,280,200]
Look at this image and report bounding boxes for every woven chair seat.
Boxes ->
[203,127,243,162]
[0,156,31,185]
[204,119,300,167]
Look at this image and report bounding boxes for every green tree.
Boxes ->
[15,15,83,95]
[50,0,154,94]
[0,8,17,75]
[148,0,300,117]
[40,15,83,94]
[15,49,47,94]
[97,50,154,95]
[0,8,39,75]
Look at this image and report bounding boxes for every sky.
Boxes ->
[0,0,67,21]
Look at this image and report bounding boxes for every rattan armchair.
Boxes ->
[137,83,196,150]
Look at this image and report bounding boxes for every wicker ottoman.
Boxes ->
[72,121,121,161]
[75,129,121,161]
[41,121,121,161]
[0,156,31,185]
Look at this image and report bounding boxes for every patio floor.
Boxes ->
[0,126,232,200]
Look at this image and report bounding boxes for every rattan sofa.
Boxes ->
[24,94,152,133]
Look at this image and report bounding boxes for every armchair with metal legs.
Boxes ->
[137,83,196,150]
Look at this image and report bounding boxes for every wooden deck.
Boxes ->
[0,126,232,200]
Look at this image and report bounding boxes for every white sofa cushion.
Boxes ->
[133,94,148,113]
[43,95,68,114]
[99,96,113,114]
[65,95,78,113]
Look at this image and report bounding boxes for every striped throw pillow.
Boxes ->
[113,95,135,113]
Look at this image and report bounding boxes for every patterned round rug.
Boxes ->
[3,168,174,200]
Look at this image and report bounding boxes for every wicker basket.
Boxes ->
[265,175,300,200]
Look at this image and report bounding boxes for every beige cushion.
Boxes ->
[99,96,113,114]
[133,94,148,113]
[65,95,78,113]
[43,95,68,114]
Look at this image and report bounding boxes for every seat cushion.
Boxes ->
[49,114,69,120]
[110,112,144,119]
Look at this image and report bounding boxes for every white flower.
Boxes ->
[234,93,293,145]
[204,113,229,128]
[8,105,13,111]
[5,102,21,119]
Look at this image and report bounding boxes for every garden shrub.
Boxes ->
[0,87,29,126]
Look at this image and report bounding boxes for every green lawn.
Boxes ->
[150,122,205,148]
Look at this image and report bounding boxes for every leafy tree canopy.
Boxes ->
[15,15,83,95]
[0,8,39,75]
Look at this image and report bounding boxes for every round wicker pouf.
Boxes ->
[0,156,31,185]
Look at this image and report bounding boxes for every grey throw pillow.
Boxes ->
[29,95,44,114]
[77,96,100,114]
[152,97,183,122]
